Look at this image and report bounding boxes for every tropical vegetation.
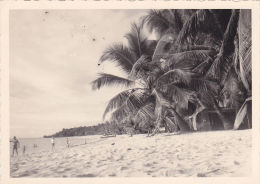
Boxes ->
[92,9,252,136]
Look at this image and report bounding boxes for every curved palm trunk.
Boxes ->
[168,108,190,131]
[212,99,232,130]
[189,95,231,130]
[233,10,252,129]
[152,113,163,135]
[238,10,251,92]
[152,106,190,135]
[233,97,252,130]
[152,89,190,134]
[165,116,178,132]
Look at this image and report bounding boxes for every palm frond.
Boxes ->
[206,10,240,82]
[169,87,193,110]
[129,55,160,80]
[176,9,223,45]
[154,86,193,111]
[142,9,170,38]
[206,55,233,82]
[125,21,146,59]
[168,10,183,33]
[110,104,130,122]
[99,43,135,73]
[197,89,216,107]
[126,89,151,113]
[91,73,134,90]
[142,39,158,57]
[134,102,156,128]
[170,44,216,54]
[152,33,175,62]
[161,49,215,71]
[208,9,224,35]
[192,57,213,75]
[189,77,219,95]
[157,69,192,86]
[103,88,137,120]
[221,68,246,109]
[110,90,150,122]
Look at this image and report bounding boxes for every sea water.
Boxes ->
[10,135,101,155]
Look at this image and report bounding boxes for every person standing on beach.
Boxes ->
[10,136,20,156]
[23,145,26,155]
[66,137,70,148]
[51,137,55,151]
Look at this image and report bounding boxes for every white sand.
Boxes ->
[10,129,251,177]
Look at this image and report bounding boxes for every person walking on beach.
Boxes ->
[51,137,55,151]
[10,136,20,157]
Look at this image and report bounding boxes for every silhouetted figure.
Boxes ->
[51,137,55,151]
[10,136,20,156]
[66,138,70,148]
[23,145,26,155]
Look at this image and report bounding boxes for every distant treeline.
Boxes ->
[43,123,108,138]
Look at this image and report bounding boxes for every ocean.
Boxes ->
[10,135,101,155]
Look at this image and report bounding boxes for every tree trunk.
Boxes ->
[168,108,190,131]
[165,116,179,132]
[152,114,163,135]
[212,100,232,130]
[233,97,251,130]
[238,10,251,92]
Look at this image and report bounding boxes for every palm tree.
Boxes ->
[91,21,157,132]
[173,9,251,129]
[126,43,221,134]
[100,10,229,133]
[92,9,251,134]
[144,9,252,130]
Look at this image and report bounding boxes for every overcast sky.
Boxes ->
[10,10,147,138]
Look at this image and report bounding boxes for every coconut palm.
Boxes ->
[173,9,251,129]
[104,9,228,133]
[92,9,251,135]
[143,9,197,40]
[142,10,232,130]
[91,21,157,131]
[125,43,222,134]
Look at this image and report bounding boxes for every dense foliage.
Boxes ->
[91,9,252,135]
[43,124,107,137]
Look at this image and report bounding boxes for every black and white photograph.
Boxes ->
[8,8,253,178]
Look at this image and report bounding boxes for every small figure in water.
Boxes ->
[51,137,55,151]
[10,136,20,157]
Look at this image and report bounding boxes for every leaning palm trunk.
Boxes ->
[212,99,232,130]
[165,116,179,132]
[233,97,252,129]
[151,89,190,135]
[237,10,251,92]
[233,10,252,129]
[152,107,190,135]
[168,108,190,131]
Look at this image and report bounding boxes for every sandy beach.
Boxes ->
[10,129,251,177]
